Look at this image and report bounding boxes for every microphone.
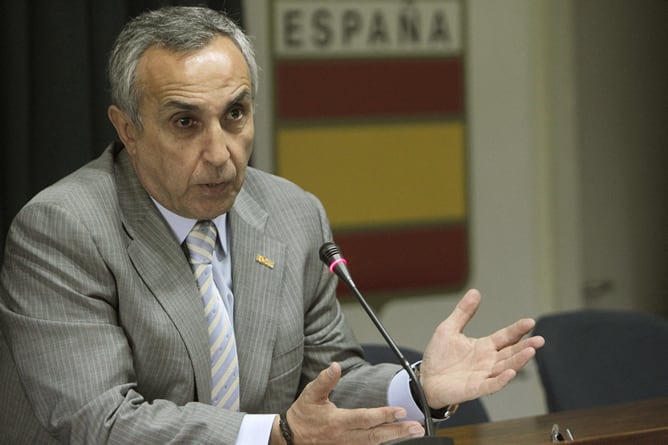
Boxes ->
[319,242,454,445]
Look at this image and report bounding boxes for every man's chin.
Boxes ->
[189,196,237,220]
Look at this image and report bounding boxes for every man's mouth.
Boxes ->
[199,181,227,193]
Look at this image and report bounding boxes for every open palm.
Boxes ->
[420,289,545,408]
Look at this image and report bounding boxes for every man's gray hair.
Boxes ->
[108,6,258,128]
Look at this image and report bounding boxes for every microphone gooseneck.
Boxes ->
[319,242,454,444]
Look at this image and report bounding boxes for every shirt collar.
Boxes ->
[151,199,228,255]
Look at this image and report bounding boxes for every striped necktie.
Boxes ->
[185,220,240,410]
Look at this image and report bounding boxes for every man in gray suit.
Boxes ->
[0,6,544,444]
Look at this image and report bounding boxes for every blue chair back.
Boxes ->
[533,309,668,412]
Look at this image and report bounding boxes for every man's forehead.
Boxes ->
[139,35,243,67]
[139,39,248,79]
[135,37,252,103]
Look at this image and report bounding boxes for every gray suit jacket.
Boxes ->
[0,143,399,444]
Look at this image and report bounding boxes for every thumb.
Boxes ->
[444,289,481,333]
[301,362,341,404]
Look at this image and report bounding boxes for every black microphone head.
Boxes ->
[319,242,355,287]
[319,241,342,266]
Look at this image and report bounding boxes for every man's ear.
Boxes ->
[108,105,139,155]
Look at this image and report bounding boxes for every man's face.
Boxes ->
[110,36,254,219]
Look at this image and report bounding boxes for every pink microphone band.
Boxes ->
[329,258,347,274]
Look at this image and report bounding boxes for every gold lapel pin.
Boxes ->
[255,254,275,269]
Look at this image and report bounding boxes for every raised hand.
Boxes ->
[273,362,424,445]
[420,289,545,409]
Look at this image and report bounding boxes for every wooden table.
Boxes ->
[437,397,668,445]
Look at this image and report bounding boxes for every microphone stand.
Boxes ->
[320,243,454,444]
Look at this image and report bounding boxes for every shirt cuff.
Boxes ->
[387,368,425,423]
[235,413,276,445]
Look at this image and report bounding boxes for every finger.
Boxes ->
[300,362,341,404]
[443,289,482,333]
[337,405,410,431]
[495,335,545,363]
[491,345,537,377]
[528,334,546,349]
[489,318,536,351]
[480,368,517,395]
[350,420,425,444]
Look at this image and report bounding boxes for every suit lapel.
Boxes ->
[114,147,212,403]
[229,186,285,410]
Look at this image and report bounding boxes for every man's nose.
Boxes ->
[205,124,231,166]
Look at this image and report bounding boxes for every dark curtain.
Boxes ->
[0,0,243,264]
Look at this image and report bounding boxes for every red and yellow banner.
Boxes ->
[273,0,468,294]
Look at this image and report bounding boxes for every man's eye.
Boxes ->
[226,107,245,121]
[175,117,196,128]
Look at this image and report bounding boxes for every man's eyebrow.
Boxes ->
[161,90,252,114]
[162,100,200,112]
[229,90,253,106]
